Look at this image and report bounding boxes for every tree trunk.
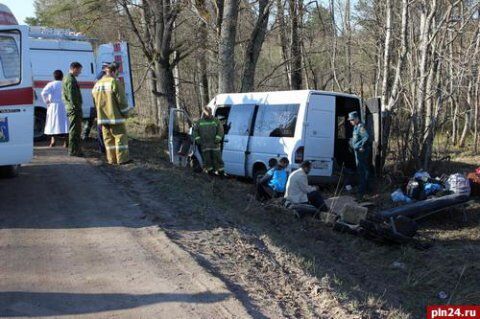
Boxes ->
[148,68,160,126]
[459,81,473,148]
[329,0,342,91]
[218,0,239,93]
[196,20,210,105]
[154,60,177,135]
[475,69,480,153]
[344,0,352,92]
[289,0,302,90]
[413,0,436,168]
[276,0,291,88]
[421,48,440,169]
[380,0,392,110]
[240,0,270,92]
[381,0,409,169]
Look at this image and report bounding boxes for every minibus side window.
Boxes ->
[215,106,231,134]
[254,104,299,138]
[226,107,251,136]
[0,31,21,87]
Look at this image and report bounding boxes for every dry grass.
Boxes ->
[84,129,480,319]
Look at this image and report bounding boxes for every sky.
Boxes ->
[1,0,35,24]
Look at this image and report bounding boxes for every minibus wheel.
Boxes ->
[253,165,267,183]
[0,165,19,178]
[34,108,47,142]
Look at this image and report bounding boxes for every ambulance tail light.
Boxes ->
[295,146,304,164]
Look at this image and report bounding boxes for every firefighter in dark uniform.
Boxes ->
[348,111,370,200]
[193,107,225,175]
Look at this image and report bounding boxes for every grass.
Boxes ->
[84,127,480,318]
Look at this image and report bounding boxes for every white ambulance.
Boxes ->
[169,90,383,183]
[0,3,134,177]
[29,28,135,140]
[0,4,32,177]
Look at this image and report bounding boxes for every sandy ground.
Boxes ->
[0,147,251,318]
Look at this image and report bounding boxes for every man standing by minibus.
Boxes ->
[348,111,371,200]
[193,107,225,176]
[92,63,132,165]
[62,62,83,157]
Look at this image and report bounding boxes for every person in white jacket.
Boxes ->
[284,161,328,211]
[41,70,69,147]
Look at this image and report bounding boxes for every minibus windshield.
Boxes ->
[0,31,21,87]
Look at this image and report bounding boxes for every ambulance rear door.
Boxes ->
[0,25,34,167]
[96,42,135,108]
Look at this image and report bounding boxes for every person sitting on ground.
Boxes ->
[268,158,278,170]
[256,157,289,202]
[284,160,328,212]
[255,158,277,184]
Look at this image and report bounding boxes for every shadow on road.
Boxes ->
[0,291,232,317]
[0,160,148,229]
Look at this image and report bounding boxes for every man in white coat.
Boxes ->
[285,161,328,212]
[41,70,69,147]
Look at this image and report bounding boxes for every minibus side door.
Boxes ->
[168,108,193,167]
[303,94,335,176]
[222,104,256,176]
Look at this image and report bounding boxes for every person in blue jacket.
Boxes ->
[256,157,290,202]
[348,111,371,200]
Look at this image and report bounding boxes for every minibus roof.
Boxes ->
[211,90,360,107]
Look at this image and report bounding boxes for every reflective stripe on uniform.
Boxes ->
[92,82,113,93]
[105,145,129,150]
[199,121,217,126]
[202,147,221,151]
[121,105,133,113]
[98,118,126,124]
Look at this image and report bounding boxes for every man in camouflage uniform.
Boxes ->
[193,107,225,175]
[348,111,371,199]
[62,62,83,156]
[92,63,132,165]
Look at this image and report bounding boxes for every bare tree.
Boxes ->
[276,0,291,88]
[381,0,409,167]
[119,0,187,134]
[241,0,272,92]
[218,0,240,93]
[289,0,303,89]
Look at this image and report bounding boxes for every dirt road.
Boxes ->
[0,147,251,318]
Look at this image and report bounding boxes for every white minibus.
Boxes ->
[169,90,382,183]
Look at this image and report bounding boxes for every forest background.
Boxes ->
[26,0,480,170]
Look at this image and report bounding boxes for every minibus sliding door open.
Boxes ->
[334,96,359,172]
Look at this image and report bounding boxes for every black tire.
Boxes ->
[0,165,19,178]
[34,108,47,142]
[253,166,267,184]
[189,156,203,173]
